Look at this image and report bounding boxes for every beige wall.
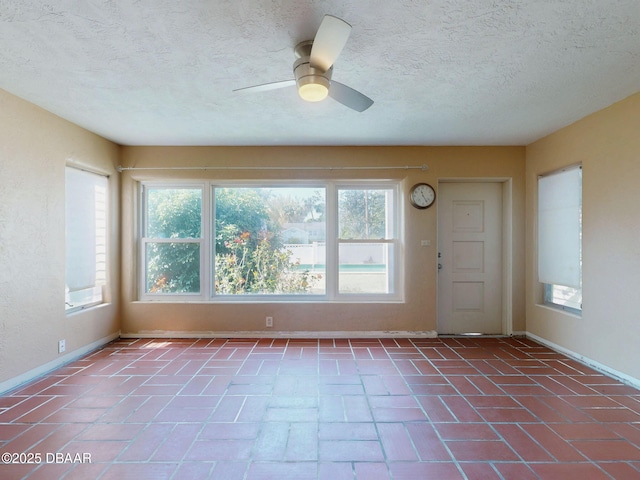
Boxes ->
[2,78,637,386]
[0,89,121,386]
[120,145,526,335]
[526,92,640,380]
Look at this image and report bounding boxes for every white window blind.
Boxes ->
[65,167,108,309]
[537,166,581,288]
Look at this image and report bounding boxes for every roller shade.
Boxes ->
[537,167,581,288]
[65,167,108,293]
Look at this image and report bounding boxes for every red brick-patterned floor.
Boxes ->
[1,337,640,479]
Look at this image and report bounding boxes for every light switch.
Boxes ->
[421,240,431,247]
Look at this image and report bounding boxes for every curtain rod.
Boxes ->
[117,164,428,173]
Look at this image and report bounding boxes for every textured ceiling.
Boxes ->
[1,0,639,146]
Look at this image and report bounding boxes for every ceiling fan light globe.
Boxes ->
[298,82,329,102]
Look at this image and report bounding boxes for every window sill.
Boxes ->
[66,302,109,315]
[535,302,582,319]
[132,298,404,305]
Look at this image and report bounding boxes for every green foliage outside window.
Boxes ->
[145,187,322,295]
[147,188,201,239]
[146,189,201,293]
[214,229,319,295]
[338,189,388,239]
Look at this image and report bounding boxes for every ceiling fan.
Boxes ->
[233,15,374,112]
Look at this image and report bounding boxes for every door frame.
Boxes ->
[437,178,513,335]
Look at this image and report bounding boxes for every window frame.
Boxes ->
[139,182,208,301]
[211,181,328,301]
[334,182,401,301]
[537,165,582,314]
[65,166,109,313]
[139,179,403,303]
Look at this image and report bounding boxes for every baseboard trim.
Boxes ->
[120,330,439,339]
[526,332,640,390]
[0,332,120,396]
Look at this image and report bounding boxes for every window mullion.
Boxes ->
[200,183,210,300]
[337,239,395,244]
[325,182,338,300]
[142,238,202,243]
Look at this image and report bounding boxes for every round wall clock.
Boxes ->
[409,183,436,209]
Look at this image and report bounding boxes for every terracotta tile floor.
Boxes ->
[1,337,640,479]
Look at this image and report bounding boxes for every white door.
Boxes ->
[437,182,503,334]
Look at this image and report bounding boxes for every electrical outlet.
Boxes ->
[265,316,273,328]
[58,339,66,353]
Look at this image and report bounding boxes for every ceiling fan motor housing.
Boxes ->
[294,40,332,101]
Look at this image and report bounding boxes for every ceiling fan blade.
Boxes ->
[233,79,295,93]
[329,81,374,112]
[310,15,352,71]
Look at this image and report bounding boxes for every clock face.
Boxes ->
[410,183,436,209]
